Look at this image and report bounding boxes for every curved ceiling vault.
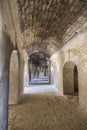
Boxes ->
[29,51,49,67]
[17,0,87,56]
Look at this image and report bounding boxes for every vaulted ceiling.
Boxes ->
[29,52,49,66]
[17,0,87,56]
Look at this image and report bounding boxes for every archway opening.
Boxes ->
[28,51,50,85]
[63,61,78,96]
[24,51,56,94]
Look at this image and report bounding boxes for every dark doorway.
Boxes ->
[74,65,78,95]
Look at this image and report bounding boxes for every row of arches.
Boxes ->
[0,47,80,130]
[24,51,79,97]
[9,51,79,100]
[8,50,79,103]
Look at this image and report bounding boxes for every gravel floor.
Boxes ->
[8,86,87,130]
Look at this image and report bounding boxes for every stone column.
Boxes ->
[51,65,54,84]
[23,58,29,88]
[18,57,25,101]
[9,50,19,105]
[48,61,51,84]
[28,62,32,82]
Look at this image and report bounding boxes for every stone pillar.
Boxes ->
[18,58,24,101]
[48,61,51,84]
[9,50,19,105]
[18,50,29,97]
[23,58,29,88]
[51,65,54,84]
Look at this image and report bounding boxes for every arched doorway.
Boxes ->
[24,51,57,94]
[28,51,50,85]
[63,61,78,95]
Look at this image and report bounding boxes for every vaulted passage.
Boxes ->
[0,0,87,130]
[28,51,50,85]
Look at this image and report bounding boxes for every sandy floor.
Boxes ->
[8,86,87,130]
[24,84,57,94]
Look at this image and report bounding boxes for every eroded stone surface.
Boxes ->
[17,0,87,55]
[9,50,19,105]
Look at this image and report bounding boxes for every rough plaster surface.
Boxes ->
[63,61,76,95]
[9,50,19,105]
[63,68,74,95]
[51,31,87,111]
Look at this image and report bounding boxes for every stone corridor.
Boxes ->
[1,1,87,130]
[8,88,87,130]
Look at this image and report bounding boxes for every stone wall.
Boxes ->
[50,30,87,111]
[1,0,27,104]
[0,2,13,129]
[9,50,19,105]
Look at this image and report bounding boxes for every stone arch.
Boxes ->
[26,43,53,57]
[28,50,50,84]
[63,61,78,95]
[9,50,19,105]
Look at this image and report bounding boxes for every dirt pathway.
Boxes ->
[8,92,87,130]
